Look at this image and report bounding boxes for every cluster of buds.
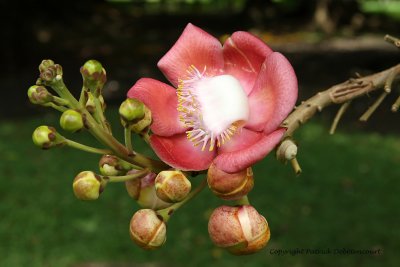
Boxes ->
[28,59,273,256]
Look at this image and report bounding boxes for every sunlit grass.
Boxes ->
[0,111,399,267]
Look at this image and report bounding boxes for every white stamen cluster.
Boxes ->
[177,65,238,151]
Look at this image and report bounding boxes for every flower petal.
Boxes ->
[245,52,298,134]
[223,31,273,95]
[158,23,224,88]
[213,128,285,173]
[127,78,187,136]
[150,134,216,171]
[218,127,262,154]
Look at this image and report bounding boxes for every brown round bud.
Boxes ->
[125,171,171,210]
[208,205,270,255]
[207,163,254,200]
[155,170,191,203]
[129,209,166,250]
[72,171,104,201]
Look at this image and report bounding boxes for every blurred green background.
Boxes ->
[1,0,400,266]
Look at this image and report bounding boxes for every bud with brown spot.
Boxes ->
[208,205,270,255]
[207,163,254,200]
[72,171,105,201]
[155,170,191,203]
[129,209,166,250]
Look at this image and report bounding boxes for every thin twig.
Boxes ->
[329,100,351,134]
[384,35,400,49]
[392,96,400,112]
[359,91,389,122]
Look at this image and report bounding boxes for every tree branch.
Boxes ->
[277,62,400,173]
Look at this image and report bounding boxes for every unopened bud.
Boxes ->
[276,139,298,162]
[80,60,107,96]
[32,125,65,149]
[27,85,53,105]
[207,163,253,200]
[73,171,104,201]
[39,60,63,83]
[208,205,270,255]
[119,98,145,122]
[125,171,171,210]
[155,170,191,203]
[129,209,167,250]
[99,155,125,176]
[120,103,151,133]
[59,109,84,132]
[85,92,105,113]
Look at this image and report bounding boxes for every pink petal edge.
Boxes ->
[245,52,298,134]
[222,31,273,95]
[150,134,216,171]
[127,78,187,136]
[213,128,286,173]
[217,127,262,154]
[157,23,224,88]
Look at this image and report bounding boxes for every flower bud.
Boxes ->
[119,98,145,122]
[59,109,84,132]
[27,85,53,105]
[32,125,65,149]
[99,155,125,176]
[125,171,171,210]
[208,205,270,255]
[85,92,105,113]
[207,163,254,200]
[80,60,107,96]
[128,107,152,133]
[39,60,63,83]
[129,209,167,250]
[276,139,298,162]
[73,171,104,201]
[155,170,191,203]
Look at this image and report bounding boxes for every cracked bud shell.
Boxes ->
[73,171,103,201]
[125,171,171,210]
[28,85,53,105]
[155,170,191,203]
[207,163,254,200]
[32,125,63,149]
[208,205,270,255]
[60,109,84,132]
[80,60,106,95]
[129,209,166,250]
[99,155,125,176]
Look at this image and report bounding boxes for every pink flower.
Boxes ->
[128,23,297,173]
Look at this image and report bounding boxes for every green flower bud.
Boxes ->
[208,205,270,255]
[129,209,167,250]
[80,60,107,96]
[122,106,152,133]
[155,170,191,203]
[59,109,84,132]
[119,98,145,122]
[73,171,104,201]
[27,85,53,105]
[32,125,65,149]
[39,59,55,73]
[207,163,254,201]
[85,92,105,113]
[125,171,171,210]
[39,60,63,83]
[99,155,125,176]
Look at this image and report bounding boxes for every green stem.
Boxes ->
[157,177,208,222]
[43,102,68,112]
[78,86,87,105]
[124,128,133,152]
[50,78,169,173]
[93,96,110,133]
[65,139,112,155]
[52,96,70,106]
[106,168,149,183]
[141,132,151,144]
[235,195,250,206]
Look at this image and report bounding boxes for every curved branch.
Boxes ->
[281,63,400,138]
